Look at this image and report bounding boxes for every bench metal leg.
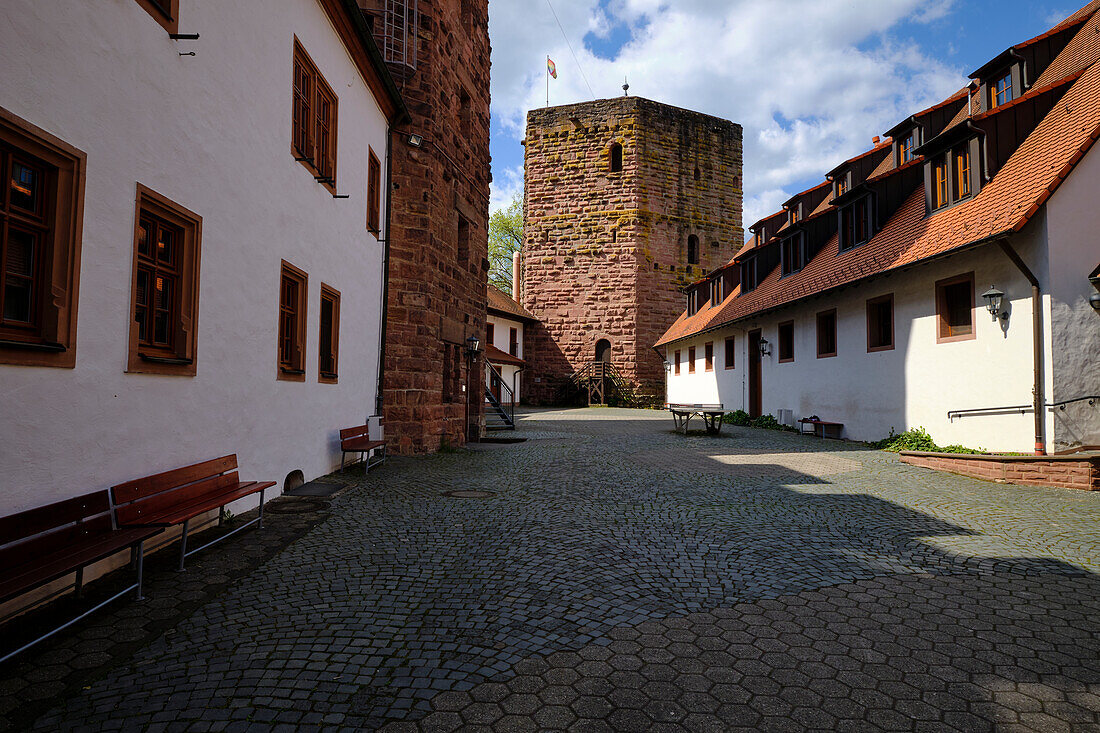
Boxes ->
[178,518,189,572]
[134,541,147,601]
[258,489,265,529]
[74,567,84,599]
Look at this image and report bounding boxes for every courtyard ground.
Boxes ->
[3,407,1100,732]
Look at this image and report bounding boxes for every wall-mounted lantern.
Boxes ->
[465,335,481,358]
[407,133,424,148]
[759,337,771,357]
[981,285,1006,320]
[1089,275,1100,313]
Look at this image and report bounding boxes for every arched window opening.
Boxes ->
[687,235,699,265]
[609,143,623,173]
[595,339,612,363]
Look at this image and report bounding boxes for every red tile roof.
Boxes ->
[657,28,1100,348]
[488,284,537,322]
[486,344,525,366]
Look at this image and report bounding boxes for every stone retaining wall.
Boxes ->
[900,451,1100,491]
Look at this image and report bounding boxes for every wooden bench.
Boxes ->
[668,403,726,435]
[339,424,386,471]
[799,418,844,439]
[0,491,163,663]
[111,455,274,572]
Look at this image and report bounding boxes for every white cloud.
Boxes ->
[489,0,969,228]
[490,164,525,212]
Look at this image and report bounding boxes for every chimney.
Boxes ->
[872,136,881,145]
[512,251,521,302]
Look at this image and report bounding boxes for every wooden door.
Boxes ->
[490,369,502,402]
[748,329,762,418]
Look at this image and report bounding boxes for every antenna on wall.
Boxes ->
[623,78,630,97]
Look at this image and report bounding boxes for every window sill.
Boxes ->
[278,366,306,382]
[128,351,196,376]
[816,352,837,359]
[867,344,895,353]
[319,373,338,385]
[0,337,74,368]
[936,331,976,344]
[778,357,794,364]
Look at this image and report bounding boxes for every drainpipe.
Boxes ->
[1009,49,1029,92]
[997,239,1046,455]
[512,251,522,303]
[966,120,992,184]
[375,127,395,418]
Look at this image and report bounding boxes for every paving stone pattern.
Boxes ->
[11,408,1100,731]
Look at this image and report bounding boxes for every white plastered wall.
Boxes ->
[487,313,525,399]
[0,0,391,516]
[665,242,1046,451]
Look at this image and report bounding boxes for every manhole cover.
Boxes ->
[264,497,329,514]
[442,490,496,499]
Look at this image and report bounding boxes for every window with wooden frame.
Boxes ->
[866,294,894,352]
[781,232,804,275]
[688,346,696,374]
[724,336,735,369]
[318,285,340,383]
[816,309,837,358]
[933,156,949,210]
[741,257,758,294]
[835,173,849,197]
[0,107,85,368]
[277,261,308,381]
[789,203,801,225]
[687,288,701,316]
[292,39,338,193]
[936,272,975,343]
[128,185,201,376]
[709,278,722,306]
[704,342,714,372]
[954,146,971,201]
[778,321,794,363]
[509,327,518,356]
[367,148,381,235]
[839,196,871,252]
[486,322,495,346]
[674,349,681,375]
[898,132,915,164]
[609,143,623,173]
[133,0,180,34]
[992,72,1013,108]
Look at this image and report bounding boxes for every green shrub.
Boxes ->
[870,427,982,454]
[750,414,784,430]
[722,410,752,426]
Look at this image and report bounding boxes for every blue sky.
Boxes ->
[487,0,1079,227]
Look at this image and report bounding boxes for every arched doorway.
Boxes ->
[595,339,612,363]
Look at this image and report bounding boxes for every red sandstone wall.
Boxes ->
[901,453,1100,491]
[521,98,742,403]
[361,0,490,453]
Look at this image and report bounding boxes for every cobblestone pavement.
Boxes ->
[11,408,1100,731]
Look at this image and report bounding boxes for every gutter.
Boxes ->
[966,120,992,183]
[375,126,395,417]
[996,239,1046,455]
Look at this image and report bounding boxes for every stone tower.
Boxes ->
[521,97,743,403]
[359,0,491,452]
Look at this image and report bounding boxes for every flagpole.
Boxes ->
[546,55,550,108]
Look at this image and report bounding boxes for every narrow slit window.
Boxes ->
[954,146,971,201]
[704,342,714,372]
[688,346,696,374]
[367,148,381,234]
[778,321,794,363]
[319,285,340,383]
[278,261,308,380]
[724,336,735,369]
[674,349,681,375]
[816,309,837,358]
[609,143,623,173]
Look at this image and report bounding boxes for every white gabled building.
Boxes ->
[658,3,1100,454]
[0,0,406,515]
[485,284,536,424]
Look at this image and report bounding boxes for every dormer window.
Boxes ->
[788,203,802,225]
[709,278,722,306]
[839,195,872,252]
[926,137,977,213]
[781,232,805,276]
[898,132,916,164]
[992,71,1013,108]
[687,288,701,315]
[740,257,758,294]
[933,156,949,209]
[835,172,850,197]
[954,146,971,201]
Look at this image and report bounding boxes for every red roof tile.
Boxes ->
[657,53,1100,348]
[488,284,537,322]
[486,344,525,366]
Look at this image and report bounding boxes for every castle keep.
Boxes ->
[520,97,743,403]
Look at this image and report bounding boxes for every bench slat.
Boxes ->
[0,515,113,572]
[0,526,162,603]
[152,481,275,526]
[112,455,239,504]
[116,472,240,526]
[341,438,386,452]
[339,424,371,441]
[0,491,109,546]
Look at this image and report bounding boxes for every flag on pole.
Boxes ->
[547,57,557,79]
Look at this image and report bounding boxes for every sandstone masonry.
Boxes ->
[521,97,743,403]
[360,0,491,453]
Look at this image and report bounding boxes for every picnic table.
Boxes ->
[668,403,725,435]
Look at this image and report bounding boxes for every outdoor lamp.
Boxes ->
[1090,276,1100,313]
[407,133,424,148]
[465,335,481,357]
[981,285,1006,320]
[759,337,771,356]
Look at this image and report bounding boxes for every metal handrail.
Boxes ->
[947,395,1098,420]
[484,361,516,427]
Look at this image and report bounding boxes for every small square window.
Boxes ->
[936,272,975,343]
[778,321,794,363]
[816,309,837,358]
[867,294,894,352]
